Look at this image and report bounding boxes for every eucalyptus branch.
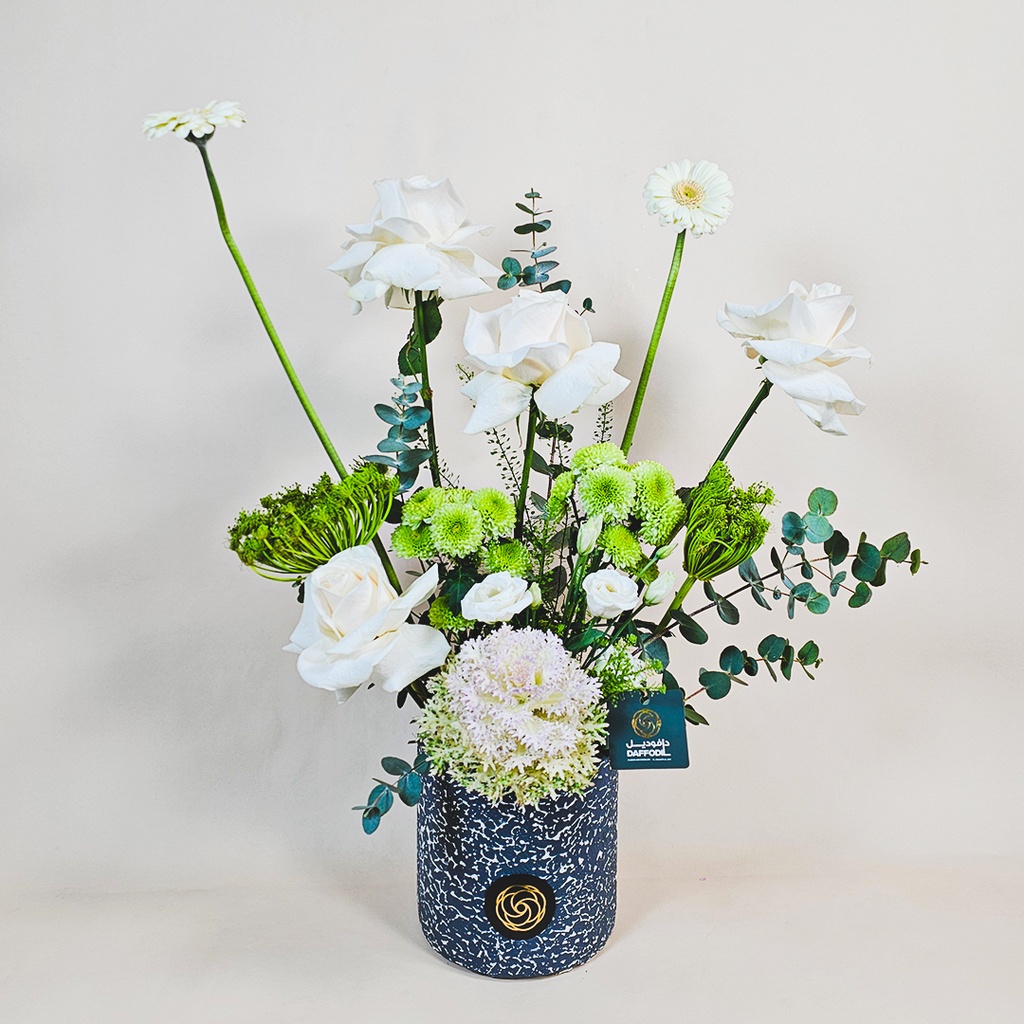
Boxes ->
[620,229,687,457]
[192,139,401,593]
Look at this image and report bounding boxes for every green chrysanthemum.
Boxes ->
[391,523,437,560]
[639,494,686,546]
[428,596,473,633]
[592,641,666,700]
[546,471,576,521]
[631,461,677,516]
[578,465,636,521]
[470,488,516,539]
[440,488,474,505]
[430,502,485,559]
[598,524,644,570]
[481,540,533,577]
[402,487,444,527]
[683,462,774,581]
[571,442,628,473]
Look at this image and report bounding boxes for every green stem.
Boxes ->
[620,229,687,457]
[413,293,442,488]
[654,573,697,633]
[514,398,539,536]
[714,378,774,465]
[192,139,401,593]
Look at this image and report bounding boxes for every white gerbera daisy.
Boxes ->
[643,160,733,235]
[142,100,246,141]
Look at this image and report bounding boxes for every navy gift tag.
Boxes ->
[608,690,689,770]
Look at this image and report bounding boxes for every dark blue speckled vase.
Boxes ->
[416,759,618,978]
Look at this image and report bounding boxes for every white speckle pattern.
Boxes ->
[417,759,617,977]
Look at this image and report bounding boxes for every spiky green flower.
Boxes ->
[430,502,485,559]
[639,494,686,546]
[546,470,576,521]
[683,462,774,581]
[228,467,398,582]
[481,540,533,577]
[402,487,444,527]
[578,465,636,521]
[470,488,516,539]
[631,460,677,516]
[391,523,437,560]
[598,524,644,570]
[571,442,628,473]
[428,595,473,633]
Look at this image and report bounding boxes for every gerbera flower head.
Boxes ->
[644,160,733,235]
[142,100,246,141]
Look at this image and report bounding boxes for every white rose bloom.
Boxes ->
[460,572,533,623]
[717,282,872,436]
[582,568,639,619]
[329,176,501,313]
[284,546,449,703]
[460,290,629,434]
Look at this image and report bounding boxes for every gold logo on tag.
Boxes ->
[494,884,547,933]
[631,707,662,738]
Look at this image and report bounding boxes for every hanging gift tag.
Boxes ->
[607,690,689,770]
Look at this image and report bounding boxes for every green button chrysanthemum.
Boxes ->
[428,595,473,633]
[545,470,576,522]
[470,488,516,539]
[630,460,677,516]
[639,494,686,546]
[578,465,636,521]
[481,540,533,577]
[430,502,485,559]
[598,524,644,570]
[391,523,437,560]
[402,487,444,527]
[571,442,628,473]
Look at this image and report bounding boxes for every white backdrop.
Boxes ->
[2,0,1021,961]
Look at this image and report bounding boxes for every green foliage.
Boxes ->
[499,189,573,293]
[228,467,399,582]
[364,377,434,493]
[354,752,430,836]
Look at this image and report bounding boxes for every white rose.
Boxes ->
[460,290,629,434]
[717,282,871,435]
[643,569,677,606]
[284,546,449,703]
[329,176,501,313]
[582,568,639,619]
[460,572,533,623]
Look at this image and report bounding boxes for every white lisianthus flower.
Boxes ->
[643,569,677,606]
[577,515,604,556]
[583,567,639,618]
[461,290,629,434]
[643,160,733,235]
[329,176,501,314]
[717,282,872,435]
[284,546,449,703]
[460,572,533,623]
[142,100,246,141]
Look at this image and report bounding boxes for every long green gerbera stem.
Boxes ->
[191,137,401,593]
[620,229,687,457]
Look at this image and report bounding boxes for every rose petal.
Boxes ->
[461,373,532,434]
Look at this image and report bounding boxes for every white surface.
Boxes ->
[1,0,1022,1017]
[3,851,1021,1023]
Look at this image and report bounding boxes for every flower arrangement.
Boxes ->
[144,102,923,835]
